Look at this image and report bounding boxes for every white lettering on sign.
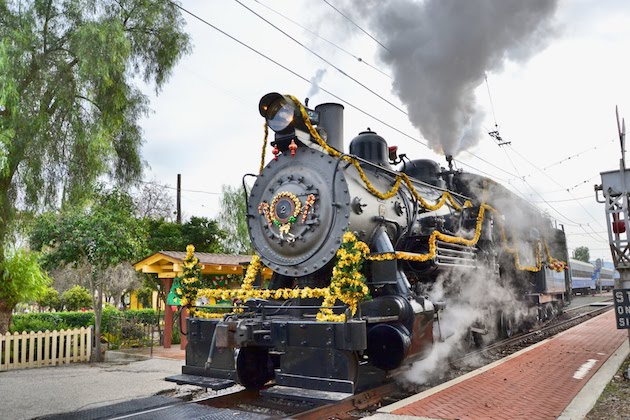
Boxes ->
[613,289,630,329]
[614,290,630,300]
[615,290,630,302]
[573,359,598,380]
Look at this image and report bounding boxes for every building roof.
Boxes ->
[133,251,267,279]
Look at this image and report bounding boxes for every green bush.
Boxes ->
[37,287,63,311]
[10,313,70,333]
[61,285,92,311]
[10,308,158,333]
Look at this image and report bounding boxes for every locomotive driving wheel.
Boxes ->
[498,311,515,338]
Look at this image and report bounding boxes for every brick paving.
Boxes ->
[115,345,186,360]
[390,311,627,420]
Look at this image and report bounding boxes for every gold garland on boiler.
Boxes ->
[188,97,567,321]
[192,232,369,322]
[284,95,566,272]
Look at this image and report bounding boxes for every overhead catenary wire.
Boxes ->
[507,146,606,232]
[321,0,390,53]
[483,74,603,233]
[233,0,406,115]
[139,179,220,195]
[252,0,391,78]
[167,0,430,151]
[168,1,602,241]
[508,146,599,182]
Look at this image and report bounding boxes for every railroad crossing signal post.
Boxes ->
[595,111,630,356]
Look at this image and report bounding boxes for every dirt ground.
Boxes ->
[586,353,630,420]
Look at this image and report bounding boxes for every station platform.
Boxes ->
[373,310,629,420]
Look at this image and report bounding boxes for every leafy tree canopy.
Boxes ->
[217,184,253,254]
[572,246,590,263]
[146,216,226,254]
[0,247,51,306]
[0,0,190,231]
[0,0,190,338]
[0,247,51,332]
[31,188,149,270]
[37,286,62,311]
[29,187,148,359]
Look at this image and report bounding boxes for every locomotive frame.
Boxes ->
[169,93,570,399]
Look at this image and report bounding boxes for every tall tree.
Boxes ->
[0,0,190,327]
[133,180,176,221]
[30,188,148,360]
[217,184,253,254]
[572,246,590,263]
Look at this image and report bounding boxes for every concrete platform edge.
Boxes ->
[377,337,552,414]
[558,338,630,420]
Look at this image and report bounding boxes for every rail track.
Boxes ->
[109,299,614,419]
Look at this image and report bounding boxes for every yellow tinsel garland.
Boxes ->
[193,233,371,322]
[191,97,569,322]
[287,94,567,272]
[175,244,202,308]
[289,95,472,212]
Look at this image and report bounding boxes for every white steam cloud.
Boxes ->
[406,266,531,385]
[307,68,327,100]
[352,0,559,156]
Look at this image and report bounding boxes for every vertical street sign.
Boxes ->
[613,289,630,329]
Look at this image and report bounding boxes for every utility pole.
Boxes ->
[176,173,182,224]
[595,107,630,362]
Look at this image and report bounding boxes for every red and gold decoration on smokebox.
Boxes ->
[257,191,317,242]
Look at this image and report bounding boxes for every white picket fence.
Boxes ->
[0,327,92,371]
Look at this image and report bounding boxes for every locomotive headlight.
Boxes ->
[259,93,295,133]
[259,92,320,134]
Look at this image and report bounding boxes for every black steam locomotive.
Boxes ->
[173,93,570,399]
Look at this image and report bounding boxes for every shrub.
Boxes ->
[10,308,158,333]
[37,287,62,311]
[10,313,70,333]
[61,285,92,311]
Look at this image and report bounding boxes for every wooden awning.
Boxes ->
[133,251,271,279]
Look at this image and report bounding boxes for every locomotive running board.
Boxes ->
[261,385,352,402]
[165,374,236,390]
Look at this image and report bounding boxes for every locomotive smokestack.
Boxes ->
[315,102,344,152]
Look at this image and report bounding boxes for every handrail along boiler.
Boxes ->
[177,93,570,398]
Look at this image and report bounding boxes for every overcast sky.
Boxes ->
[138,0,630,262]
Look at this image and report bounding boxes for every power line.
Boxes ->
[168,0,603,233]
[542,146,598,171]
[252,0,391,78]
[566,231,607,236]
[234,0,406,114]
[508,146,599,182]
[167,0,430,151]
[139,179,220,195]
[531,195,592,203]
[506,146,606,234]
[321,0,390,53]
